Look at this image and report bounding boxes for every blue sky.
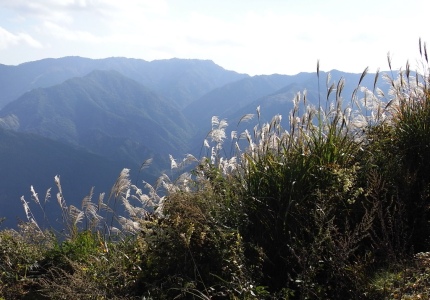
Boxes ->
[0,0,429,75]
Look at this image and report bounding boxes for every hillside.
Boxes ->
[183,74,295,127]
[0,69,194,168]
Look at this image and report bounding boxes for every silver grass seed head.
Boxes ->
[169,154,178,169]
[238,113,254,126]
[45,188,51,204]
[30,185,39,204]
[210,128,227,143]
[231,130,237,140]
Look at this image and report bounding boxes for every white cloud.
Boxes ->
[18,32,43,48]
[2,0,106,14]
[0,26,42,49]
[0,0,124,25]
[42,21,101,42]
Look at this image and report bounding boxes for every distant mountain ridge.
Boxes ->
[183,74,295,127]
[0,56,248,109]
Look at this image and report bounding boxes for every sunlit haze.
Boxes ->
[1,0,429,75]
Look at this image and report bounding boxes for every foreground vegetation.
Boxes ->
[2,43,430,299]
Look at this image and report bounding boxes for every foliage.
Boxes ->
[369,252,430,299]
[0,223,54,299]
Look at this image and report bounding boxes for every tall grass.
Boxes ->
[367,41,430,253]
[231,68,380,297]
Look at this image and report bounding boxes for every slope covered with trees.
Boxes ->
[0,69,194,166]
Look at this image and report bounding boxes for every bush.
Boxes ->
[137,182,256,299]
[37,232,145,299]
[0,223,54,299]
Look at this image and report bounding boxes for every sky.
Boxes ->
[0,0,429,75]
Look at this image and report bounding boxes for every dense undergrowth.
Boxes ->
[2,42,430,299]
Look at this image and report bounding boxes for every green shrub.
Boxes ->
[137,186,256,299]
[0,223,54,299]
[37,233,145,299]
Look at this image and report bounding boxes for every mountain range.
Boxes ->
[0,56,386,229]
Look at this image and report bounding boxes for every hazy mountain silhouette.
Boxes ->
[0,56,247,109]
[182,74,302,130]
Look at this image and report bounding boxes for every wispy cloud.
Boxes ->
[42,21,101,42]
[2,0,111,20]
[0,26,42,49]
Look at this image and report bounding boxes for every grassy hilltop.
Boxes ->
[2,43,430,299]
